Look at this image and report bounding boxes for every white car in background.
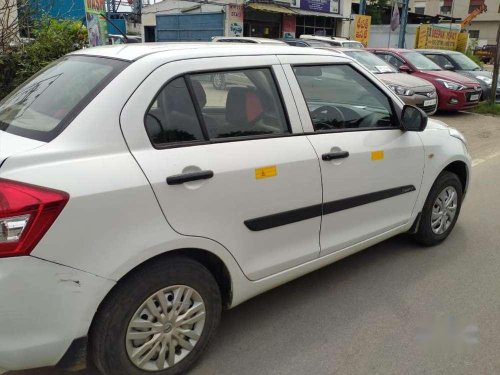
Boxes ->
[0,43,470,375]
[300,34,365,48]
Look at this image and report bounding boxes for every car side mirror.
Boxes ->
[398,64,412,73]
[401,105,427,132]
[444,64,455,71]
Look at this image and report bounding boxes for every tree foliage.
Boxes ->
[366,0,389,25]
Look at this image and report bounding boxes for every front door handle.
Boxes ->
[322,151,349,161]
[166,170,214,185]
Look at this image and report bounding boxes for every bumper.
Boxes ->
[403,93,437,114]
[0,256,115,371]
[438,88,481,111]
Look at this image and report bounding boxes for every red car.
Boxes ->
[368,48,482,111]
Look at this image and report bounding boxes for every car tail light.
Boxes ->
[0,179,69,258]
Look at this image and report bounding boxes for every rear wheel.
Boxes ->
[90,256,222,375]
[414,171,463,246]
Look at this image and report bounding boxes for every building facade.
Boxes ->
[142,0,355,42]
[410,0,499,45]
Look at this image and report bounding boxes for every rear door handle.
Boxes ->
[166,170,214,185]
[322,151,349,161]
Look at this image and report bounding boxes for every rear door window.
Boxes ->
[0,56,127,142]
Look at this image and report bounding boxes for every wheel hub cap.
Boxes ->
[431,186,458,235]
[126,285,206,371]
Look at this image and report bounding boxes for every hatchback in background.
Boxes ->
[419,49,500,103]
[329,48,437,114]
[281,38,331,47]
[299,35,365,48]
[369,48,482,111]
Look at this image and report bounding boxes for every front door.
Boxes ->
[282,59,425,255]
[121,56,323,280]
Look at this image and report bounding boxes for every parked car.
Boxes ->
[211,36,286,44]
[369,48,482,111]
[108,34,142,44]
[281,38,332,47]
[325,48,438,114]
[300,35,365,48]
[0,43,470,375]
[419,49,500,103]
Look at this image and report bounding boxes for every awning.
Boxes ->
[246,2,298,15]
[292,8,348,19]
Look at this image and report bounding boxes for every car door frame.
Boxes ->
[120,54,326,281]
[278,55,426,254]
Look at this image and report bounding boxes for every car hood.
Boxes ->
[377,73,434,89]
[459,70,500,88]
[420,70,479,86]
[0,131,45,166]
[426,118,449,131]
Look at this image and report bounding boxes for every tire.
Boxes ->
[211,73,226,90]
[414,171,463,246]
[90,256,222,375]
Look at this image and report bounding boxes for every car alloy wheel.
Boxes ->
[430,186,458,235]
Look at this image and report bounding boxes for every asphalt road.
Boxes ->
[10,112,500,375]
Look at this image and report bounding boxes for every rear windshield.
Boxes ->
[0,55,128,142]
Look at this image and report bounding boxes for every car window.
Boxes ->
[376,53,405,68]
[343,50,397,74]
[145,77,205,145]
[189,69,289,139]
[293,64,394,131]
[425,54,452,68]
[0,56,127,142]
[401,52,441,71]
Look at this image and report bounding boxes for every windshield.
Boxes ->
[344,50,397,74]
[402,52,442,71]
[450,53,481,70]
[0,55,127,142]
[342,42,364,49]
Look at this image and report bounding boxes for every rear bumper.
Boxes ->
[0,256,114,371]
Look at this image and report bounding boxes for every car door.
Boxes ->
[280,56,425,255]
[120,56,323,280]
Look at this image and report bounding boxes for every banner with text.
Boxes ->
[415,25,461,50]
[290,0,340,14]
[226,4,244,37]
[353,15,371,47]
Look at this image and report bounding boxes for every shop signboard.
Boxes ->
[415,24,460,51]
[283,14,296,38]
[226,4,244,37]
[84,0,108,47]
[290,0,340,14]
[353,15,371,47]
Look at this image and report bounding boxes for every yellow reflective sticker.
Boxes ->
[255,166,277,179]
[371,150,384,160]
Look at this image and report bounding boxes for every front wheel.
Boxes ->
[90,256,222,375]
[414,171,463,246]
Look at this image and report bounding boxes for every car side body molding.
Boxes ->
[244,185,416,231]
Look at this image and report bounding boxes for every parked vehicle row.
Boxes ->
[0,43,470,375]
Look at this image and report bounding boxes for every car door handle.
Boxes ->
[166,170,214,185]
[322,151,350,161]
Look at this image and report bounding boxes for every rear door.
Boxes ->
[120,56,323,280]
[281,56,425,255]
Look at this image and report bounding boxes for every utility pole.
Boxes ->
[359,0,367,15]
[489,24,500,105]
[398,0,409,48]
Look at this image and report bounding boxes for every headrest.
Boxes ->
[226,87,263,126]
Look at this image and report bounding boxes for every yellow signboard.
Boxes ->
[415,24,466,51]
[353,15,371,47]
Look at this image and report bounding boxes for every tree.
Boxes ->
[366,0,389,25]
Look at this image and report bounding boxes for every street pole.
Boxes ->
[489,24,500,106]
[359,0,366,15]
[398,0,409,48]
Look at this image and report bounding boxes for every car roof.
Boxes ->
[417,49,461,55]
[70,42,344,62]
[367,48,413,53]
[212,37,286,44]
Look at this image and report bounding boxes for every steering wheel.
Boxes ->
[310,105,345,130]
[358,112,381,128]
[145,112,166,140]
